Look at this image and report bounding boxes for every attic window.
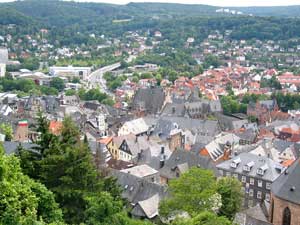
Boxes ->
[243,161,254,172]
[129,186,134,192]
[230,157,241,169]
[124,185,128,189]
[257,164,268,175]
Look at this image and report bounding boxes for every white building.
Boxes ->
[49,66,92,80]
[0,63,6,77]
[0,47,8,64]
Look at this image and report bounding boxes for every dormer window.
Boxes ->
[230,157,241,169]
[243,161,254,172]
[257,164,268,175]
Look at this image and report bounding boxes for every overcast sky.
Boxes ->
[0,0,300,6]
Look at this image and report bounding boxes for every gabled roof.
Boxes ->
[272,159,300,205]
[134,194,160,219]
[160,149,219,179]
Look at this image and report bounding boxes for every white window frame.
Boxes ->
[266,182,271,190]
[258,180,263,188]
[250,178,255,185]
[257,191,262,199]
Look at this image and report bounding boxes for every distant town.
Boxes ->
[1,1,300,225]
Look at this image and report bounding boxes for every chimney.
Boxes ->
[161,146,165,154]
[160,154,165,168]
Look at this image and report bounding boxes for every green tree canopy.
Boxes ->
[159,167,218,217]
[0,144,63,224]
[217,177,243,219]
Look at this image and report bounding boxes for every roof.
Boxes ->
[217,152,284,182]
[49,121,63,135]
[112,170,168,204]
[159,149,219,179]
[205,133,241,161]
[119,117,157,136]
[132,87,165,114]
[121,164,158,178]
[3,141,38,155]
[234,202,271,225]
[134,194,160,219]
[154,116,220,139]
[271,159,300,205]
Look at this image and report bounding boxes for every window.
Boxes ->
[266,182,271,190]
[282,207,291,225]
[242,176,246,183]
[248,199,253,207]
[258,180,263,188]
[249,189,254,197]
[266,193,270,201]
[226,171,231,177]
[233,173,238,179]
[219,170,224,176]
[257,191,262,199]
[250,178,255,185]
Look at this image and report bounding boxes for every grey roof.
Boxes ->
[259,100,277,110]
[236,129,257,142]
[234,202,271,225]
[216,152,284,182]
[112,170,168,204]
[154,116,221,138]
[159,149,219,179]
[271,159,300,205]
[132,194,160,219]
[217,114,248,131]
[3,141,38,154]
[132,87,165,114]
[160,103,185,117]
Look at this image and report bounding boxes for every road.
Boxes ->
[86,55,136,97]
[87,62,121,97]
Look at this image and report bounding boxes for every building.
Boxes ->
[0,47,8,64]
[49,66,91,80]
[0,63,6,77]
[269,159,300,225]
[120,164,160,183]
[217,152,284,208]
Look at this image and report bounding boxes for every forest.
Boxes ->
[1,0,300,48]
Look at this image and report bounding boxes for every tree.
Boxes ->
[65,89,77,96]
[172,211,232,225]
[50,77,65,92]
[0,123,13,141]
[0,143,63,224]
[159,167,219,217]
[217,177,243,220]
[203,55,221,69]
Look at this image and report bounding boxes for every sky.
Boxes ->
[0,0,300,6]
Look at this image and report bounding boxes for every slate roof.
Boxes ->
[217,114,248,131]
[271,159,300,205]
[112,170,168,210]
[205,133,241,161]
[132,194,160,219]
[121,164,158,178]
[154,116,221,138]
[217,152,284,182]
[132,87,165,114]
[234,202,271,225]
[3,141,38,154]
[159,149,219,179]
